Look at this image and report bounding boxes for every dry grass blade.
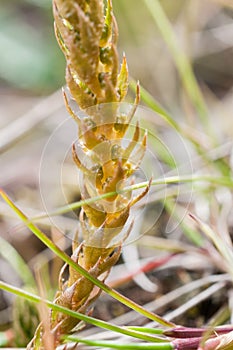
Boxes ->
[0,90,63,153]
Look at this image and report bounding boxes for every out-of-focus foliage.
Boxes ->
[0,0,232,98]
[113,0,233,108]
[0,0,65,93]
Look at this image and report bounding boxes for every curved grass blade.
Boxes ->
[142,0,211,134]
[0,189,174,328]
[64,336,174,349]
[0,280,168,343]
[12,175,233,223]
[0,236,35,287]
[127,327,164,335]
[190,213,233,279]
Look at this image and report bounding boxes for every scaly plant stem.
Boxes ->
[0,189,174,328]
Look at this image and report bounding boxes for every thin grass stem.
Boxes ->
[23,174,233,221]
[0,236,36,287]
[0,280,167,343]
[64,336,173,349]
[142,0,211,135]
[0,189,174,328]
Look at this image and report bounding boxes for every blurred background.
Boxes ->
[1,0,232,120]
[0,0,233,345]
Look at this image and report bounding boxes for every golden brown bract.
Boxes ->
[27,1,149,349]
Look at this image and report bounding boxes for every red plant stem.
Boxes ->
[109,253,176,287]
[165,325,233,338]
[172,337,204,349]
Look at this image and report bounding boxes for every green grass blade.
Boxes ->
[131,79,230,175]
[190,214,233,279]
[127,327,164,335]
[142,0,211,133]
[0,280,168,343]
[0,236,35,287]
[164,200,204,247]
[0,331,11,347]
[17,175,233,222]
[64,336,174,349]
[0,189,174,328]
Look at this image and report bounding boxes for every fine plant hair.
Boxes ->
[27,0,149,348]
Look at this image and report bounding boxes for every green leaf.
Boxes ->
[0,281,169,343]
[0,189,174,328]
[0,236,35,287]
[64,336,174,349]
[0,332,10,347]
[142,0,210,133]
